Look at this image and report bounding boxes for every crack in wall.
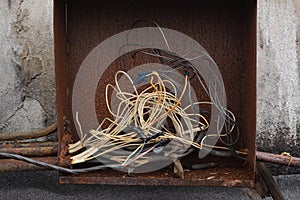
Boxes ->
[0,103,24,131]
[0,96,47,133]
[13,6,29,37]
[26,95,50,119]
[7,0,11,9]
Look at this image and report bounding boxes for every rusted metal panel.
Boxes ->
[55,0,257,186]
[59,167,254,187]
[53,0,68,168]
[60,155,252,186]
[244,0,257,181]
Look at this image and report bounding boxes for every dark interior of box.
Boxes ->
[54,0,256,186]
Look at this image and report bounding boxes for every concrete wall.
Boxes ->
[257,0,300,174]
[0,0,55,134]
[0,0,299,173]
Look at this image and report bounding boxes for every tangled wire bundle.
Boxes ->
[68,21,240,173]
[69,68,237,172]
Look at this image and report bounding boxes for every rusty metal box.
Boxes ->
[54,0,257,186]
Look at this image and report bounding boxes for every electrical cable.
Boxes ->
[0,152,121,174]
[69,69,239,168]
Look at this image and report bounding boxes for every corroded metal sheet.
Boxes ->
[55,0,257,186]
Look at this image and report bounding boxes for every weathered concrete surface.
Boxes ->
[0,0,299,174]
[0,0,55,134]
[257,0,300,174]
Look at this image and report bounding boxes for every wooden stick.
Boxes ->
[256,162,284,200]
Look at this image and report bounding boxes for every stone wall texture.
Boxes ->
[0,0,299,174]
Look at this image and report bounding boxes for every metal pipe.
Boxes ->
[0,124,57,141]
[256,151,300,167]
[0,146,58,157]
[0,142,58,157]
[0,157,57,173]
[0,141,58,148]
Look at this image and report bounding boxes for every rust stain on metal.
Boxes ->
[59,156,254,187]
[59,166,254,187]
[59,132,72,168]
